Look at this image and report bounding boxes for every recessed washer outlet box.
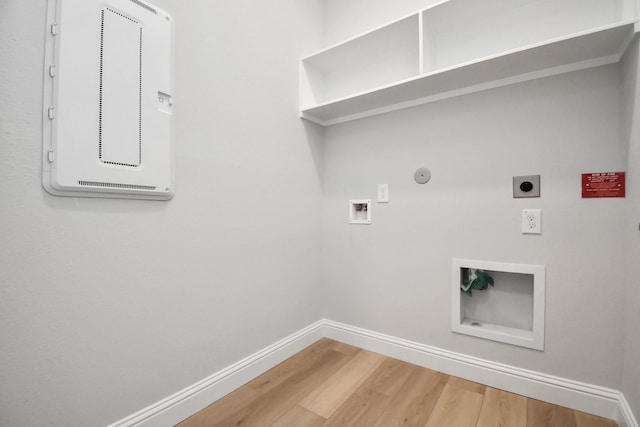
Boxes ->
[452,258,546,351]
[42,0,174,200]
[513,175,540,198]
[349,199,371,224]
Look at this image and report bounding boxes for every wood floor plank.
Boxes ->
[447,376,487,395]
[359,358,417,397]
[476,387,527,427]
[574,410,618,427]
[322,358,413,426]
[299,349,386,418]
[329,340,362,357]
[207,349,350,427]
[425,383,485,427]
[176,386,260,427]
[323,389,391,427]
[527,399,577,427]
[177,340,619,427]
[373,366,448,427]
[269,405,326,427]
[246,338,336,394]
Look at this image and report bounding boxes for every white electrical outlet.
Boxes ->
[522,209,542,234]
[377,184,389,203]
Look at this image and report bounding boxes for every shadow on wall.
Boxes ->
[302,119,325,189]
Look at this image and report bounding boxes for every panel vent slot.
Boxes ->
[129,0,157,14]
[79,181,156,190]
[98,8,142,168]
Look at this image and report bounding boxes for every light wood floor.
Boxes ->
[176,339,617,427]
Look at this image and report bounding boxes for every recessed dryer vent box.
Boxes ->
[349,199,371,224]
[42,0,174,200]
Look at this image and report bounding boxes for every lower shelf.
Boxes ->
[459,318,535,341]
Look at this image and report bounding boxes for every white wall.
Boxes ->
[0,1,323,425]
[321,1,628,390]
[1,0,637,424]
[622,36,640,420]
[323,0,441,45]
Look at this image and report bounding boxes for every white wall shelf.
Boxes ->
[300,0,638,127]
[452,259,546,351]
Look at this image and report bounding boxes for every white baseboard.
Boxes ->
[106,320,325,427]
[107,319,637,427]
[322,320,637,427]
[619,393,640,427]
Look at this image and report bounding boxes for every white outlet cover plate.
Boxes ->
[522,209,542,234]
[377,184,389,203]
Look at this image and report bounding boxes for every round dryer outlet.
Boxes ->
[414,168,431,184]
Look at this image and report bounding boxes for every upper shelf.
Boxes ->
[300,0,638,126]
